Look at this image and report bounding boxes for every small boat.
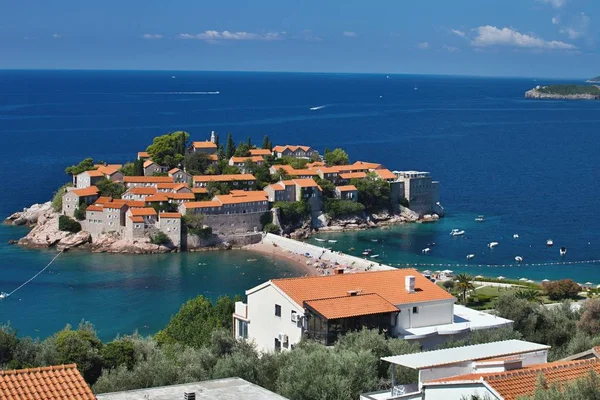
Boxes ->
[0,292,8,299]
[488,242,499,248]
[450,229,465,236]
[371,239,378,243]
[513,234,519,239]
[328,240,337,243]
[370,254,380,259]
[315,238,325,242]
[246,259,257,262]
[171,75,176,79]
[547,239,554,247]
[349,247,355,251]
[466,254,475,260]
[364,249,373,253]
[422,248,431,253]
[515,256,523,263]
[475,215,485,222]
[560,247,567,256]
[309,105,326,111]
[362,252,369,256]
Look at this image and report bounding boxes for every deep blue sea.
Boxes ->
[0,70,599,340]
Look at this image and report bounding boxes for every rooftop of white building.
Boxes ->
[382,339,549,369]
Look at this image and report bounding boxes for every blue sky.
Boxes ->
[1,0,599,78]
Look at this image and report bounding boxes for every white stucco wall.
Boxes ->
[423,383,498,400]
[394,301,454,332]
[244,284,304,353]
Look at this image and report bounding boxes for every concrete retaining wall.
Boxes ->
[262,233,395,272]
[203,212,263,235]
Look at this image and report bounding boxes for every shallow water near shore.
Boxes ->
[0,70,599,339]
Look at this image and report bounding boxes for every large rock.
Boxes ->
[18,212,70,248]
[5,202,53,226]
[91,233,172,254]
[57,231,91,251]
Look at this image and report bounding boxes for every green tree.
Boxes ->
[74,204,88,221]
[51,183,72,212]
[324,148,350,166]
[246,136,252,148]
[150,231,171,246]
[514,289,543,303]
[263,223,280,234]
[96,178,126,199]
[352,174,391,213]
[234,142,251,157]
[119,162,135,176]
[65,158,96,178]
[225,133,235,159]
[262,135,270,149]
[59,215,82,233]
[455,274,475,303]
[133,159,144,176]
[155,295,239,348]
[184,152,210,175]
[324,199,365,219]
[54,322,104,384]
[315,177,336,198]
[577,299,600,336]
[543,279,581,301]
[0,324,18,366]
[100,339,136,370]
[146,131,189,168]
[274,201,310,227]
[214,133,220,148]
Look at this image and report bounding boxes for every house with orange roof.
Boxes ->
[374,168,397,182]
[229,155,265,172]
[137,151,150,160]
[192,174,256,190]
[269,164,319,179]
[339,171,368,181]
[168,167,192,185]
[335,185,358,201]
[264,179,322,204]
[233,268,511,353]
[62,186,100,217]
[95,164,124,182]
[157,211,182,247]
[122,186,158,201]
[123,176,174,188]
[0,364,95,400]
[143,159,167,176]
[189,140,217,154]
[272,144,319,159]
[75,169,105,188]
[249,148,273,157]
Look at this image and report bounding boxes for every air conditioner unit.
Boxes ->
[291,312,298,322]
[278,333,288,343]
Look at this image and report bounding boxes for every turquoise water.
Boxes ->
[0,70,599,339]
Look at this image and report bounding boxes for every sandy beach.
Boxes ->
[244,241,322,276]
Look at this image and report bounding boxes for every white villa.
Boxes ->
[233,269,512,353]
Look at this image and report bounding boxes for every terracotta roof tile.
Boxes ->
[129,216,144,223]
[353,161,383,169]
[193,174,256,183]
[249,148,272,156]
[336,185,357,192]
[427,359,600,400]
[168,167,181,174]
[215,193,268,205]
[122,200,146,208]
[375,169,397,180]
[192,188,208,194]
[103,200,128,209]
[191,141,217,149]
[0,364,95,400]
[123,176,174,183]
[165,192,195,200]
[160,212,182,219]
[137,151,150,158]
[145,195,169,202]
[230,156,265,163]
[71,186,99,197]
[127,187,157,195]
[93,196,112,205]
[272,269,455,307]
[156,183,180,189]
[86,205,104,212]
[340,171,367,179]
[183,201,222,209]
[293,178,321,189]
[83,169,104,177]
[143,160,155,168]
[273,145,312,153]
[305,293,399,319]
[129,208,157,216]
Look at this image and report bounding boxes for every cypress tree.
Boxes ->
[262,135,270,149]
[225,133,235,159]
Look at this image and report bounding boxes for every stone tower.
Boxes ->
[210,131,216,143]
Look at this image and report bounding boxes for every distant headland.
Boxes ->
[525,81,600,100]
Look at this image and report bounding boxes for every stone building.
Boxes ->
[335,185,358,201]
[394,171,441,216]
[62,186,100,217]
[168,168,192,185]
[143,160,165,176]
[272,145,318,159]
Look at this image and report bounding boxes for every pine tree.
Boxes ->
[262,135,270,149]
[225,133,235,159]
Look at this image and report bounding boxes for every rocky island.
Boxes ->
[525,84,600,100]
[4,130,443,254]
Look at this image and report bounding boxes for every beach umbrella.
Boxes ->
[586,282,593,285]
[475,275,483,279]
[423,270,432,275]
[442,269,453,274]
[497,276,505,280]
[542,279,550,282]
[526,280,535,283]
[596,284,600,289]
[519,278,528,281]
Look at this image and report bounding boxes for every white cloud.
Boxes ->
[416,41,430,49]
[451,29,466,38]
[559,12,590,39]
[443,45,460,52]
[343,31,358,37]
[560,27,582,39]
[552,16,560,25]
[178,30,283,42]
[142,33,163,40]
[538,0,568,8]
[52,33,61,39]
[472,25,576,49]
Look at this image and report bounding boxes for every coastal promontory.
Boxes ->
[525,84,600,100]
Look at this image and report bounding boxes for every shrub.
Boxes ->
[543,279,581,300]
[150,231,171,246]
[74,204,87,221]
[442,280,455,290]
[58,215,81,233]
[263,223,280,234]
[577,299,600,336]
[274,201,310,227]
[51,183,72,212]
[324,199,365,219]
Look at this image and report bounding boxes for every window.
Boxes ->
[412,306,419,314]
[237,319,248,339]
[291,310,297,323]
[275,304,281,317]
[274,338,281,352]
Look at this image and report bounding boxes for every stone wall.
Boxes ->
[203,212,264,235]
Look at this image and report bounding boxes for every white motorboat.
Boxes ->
[0,292,8,299]
[371,239,378,242]
[515,256,523,263]
[370,254,380,259]
[466,254,475,260]
[560,247,567,256]
[488,242,499,248]
[547,239,554,247]
[475,215,485,222]
[450,229,465,236]
[315,238,325,242]
[362,252,370,256]
[328,240,337,243]
[422,248,431,254]
[513,234,519,239]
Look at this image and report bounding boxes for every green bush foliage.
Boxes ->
[96,178,126,199]
[150,231,171,246]
[51,183,72,212]
[146,131,189,168]
[184,152,210,175]
[324,199,365,219]
[352,174,391,213]
[263,223,280,234]
[74,204,87,221]
[274,201,310,227]
[542,279,581,300]
[58,215,82,233]
[323,148,350,166]
[65,158,96,177]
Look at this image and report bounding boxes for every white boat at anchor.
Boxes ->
[475,215,485,222]
[314,238,326,242]
[328,240,337,243]
[513,234,519,239]
[422,248,431,254]
[370,254,380,259]
[547,239,554,247]
[560,247,567,256]
[466,254,475,260]
[450,229,465,236]
[515,256,523,263]
[488,242,499,248]
[0,292,8,299]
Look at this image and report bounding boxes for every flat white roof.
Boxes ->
[382,339,550,369]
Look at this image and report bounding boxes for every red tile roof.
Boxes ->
[0,364,95,400]
[103,200,128,209]
[71,186,99,197]
[96,165,122,176]
[353,161,383,169]
[272,269,455,308]
[375,169,397,180]
[336,185,357,192]
[340,172,367,179]
[273,145,312,153]
[86,205,104,212]
[127,187,158,195]
[122,200,146,208]
[293,178,321,189]
[191,141,217,149]
[129,216,144,223]
[168,167,181,174]
[215,193,268,205]
[230,155,265,163]
[129,208,157,216]
[305,293,399,319]
[165,192,195,200]
[156,182,181,189]
[84,169,105,178]
[249,148,272,156]
[160,212,182,219]
[124,176,174,183]
[427,359,600,400]
[145,194,169,202]
[192,188,208,194]
[137,151,150,158]
[193,174,256,183]
[93,196,112,205]
[143,160,155,168]
[183,201,222,209]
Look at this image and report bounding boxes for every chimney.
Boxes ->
[405,275,415,293]
[334,268,344,275]
[347,289,359,296]
[184,392,196,400]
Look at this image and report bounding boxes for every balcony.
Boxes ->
[234,301,247,319]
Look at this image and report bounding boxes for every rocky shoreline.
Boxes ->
[525,88,600,100]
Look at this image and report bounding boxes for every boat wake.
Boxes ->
[309,105,327,111]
